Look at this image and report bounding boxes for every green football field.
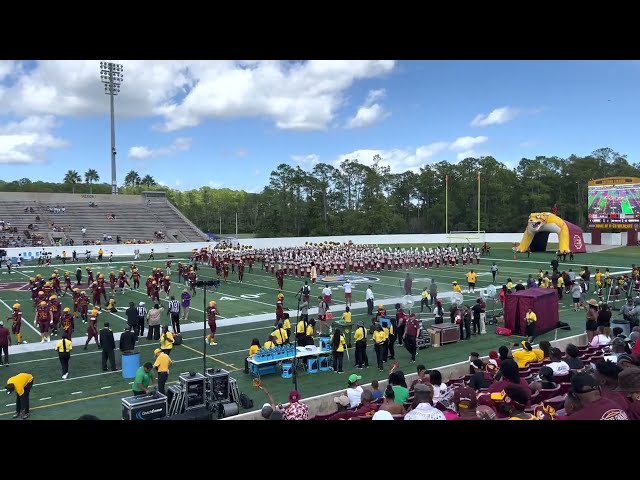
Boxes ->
[0,243,635,420]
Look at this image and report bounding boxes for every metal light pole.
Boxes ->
[99,61,124,195]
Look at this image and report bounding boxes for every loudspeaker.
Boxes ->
[216,402,239,418]
[156,407,212,421]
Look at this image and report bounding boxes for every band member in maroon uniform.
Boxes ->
[223,262,229,282]
[10,304,23,345]
[130,269,140,290]
[33,301,52,343]
[61,307,74,338]
[275,293,284,326]
[78,291,89,324]
[150,281,160,303]
[238,262,245,283]
[63,272,73,296]
[49,295,62,338]
[84,308,100,350]
[276,267,284,291]
[163,276,171,299]
[206,301,218,346]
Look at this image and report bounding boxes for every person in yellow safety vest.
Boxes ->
[421,287,431,313]
[466,270,477,293]
[382,319,394,362]
[556,275,565,300]
[524,308,537,343]
[353,320,369,369]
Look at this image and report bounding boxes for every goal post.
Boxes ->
[446,231,486,245]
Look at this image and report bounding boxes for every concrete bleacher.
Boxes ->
[0,191,207,245]
[0,199,49,247]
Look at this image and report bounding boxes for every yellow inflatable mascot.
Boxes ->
[518,212,572,253]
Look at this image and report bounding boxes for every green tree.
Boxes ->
[84,169,100,194]
[124,170,141,187]
[64,170,82,194]
[140,175,156,188]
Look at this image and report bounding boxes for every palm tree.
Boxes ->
[141,175,157,189]
[64,170,82,194]
[84,169,100,194]
[124,170,141,187]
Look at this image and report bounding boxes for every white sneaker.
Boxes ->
[62,373,68,379]
[40,340,45,344]
[212,342,218,345]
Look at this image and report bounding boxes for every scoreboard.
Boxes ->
[588,177,640,229]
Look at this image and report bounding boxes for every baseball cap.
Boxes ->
[154,348,161,355]
[630,331,640,343]
[503,384,531,409]
[414,383,434,394]
[617,354,636,366]
[333,395,350,407]
[372,410,394,420]
[139,302,145,307]
[571,372,599,394]
[453,386,477,409]
[261,403,273,419]
[488,351,498,360]
[615,368,640,392]
[348,374,362,384]
[288,390,300,403]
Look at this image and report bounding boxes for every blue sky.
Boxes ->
[0,60,638,192]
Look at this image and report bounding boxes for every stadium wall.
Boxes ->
[2,232,569,260]
[0,192,143,203]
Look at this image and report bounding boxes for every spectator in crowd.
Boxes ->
[404,383,446,420]
[510,341,538,368]
[451,386,479,420]
[370,379,383,401]
[592,360,629,408]
[530,366,557,391]
[567,372,628,420]
[534,340,552,362]
[409,364,430,390]
[615,367,640,419]
[617,354,639,370]
[604,338,628,364]
[388,368,409,404]
[489,359,529,392]
[281,390,309,420]
[346,374,364,408]
[329,389,378,420]
[564,343,585,370]
[428,369,448,403]
[378,385,406,415]
[591,325,612,347]
[547,347,571,375]
[500,384,537,420]
[468,359,492,391]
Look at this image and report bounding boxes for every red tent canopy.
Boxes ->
[503,288,559,337]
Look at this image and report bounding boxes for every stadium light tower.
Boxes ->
[100,61,124,195]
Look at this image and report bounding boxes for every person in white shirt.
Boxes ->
[591,325,612,347]
[346,374,364,408]
[404,384,446,420]
[546,347,570,375]
[365,285,374,315]
[322,285,333,307]
[428,369,448,403]
[343,281,352,306]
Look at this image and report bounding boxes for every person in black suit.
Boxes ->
[119,326,136,354]
[99,323,117,372]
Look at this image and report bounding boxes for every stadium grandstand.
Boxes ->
[0,191,207,248]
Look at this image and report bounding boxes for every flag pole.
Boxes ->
[445,175,449,235]
[477,172,481,233]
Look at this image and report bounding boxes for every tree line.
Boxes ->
[0,147,634,237]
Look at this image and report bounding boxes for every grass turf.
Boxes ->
[0,243,636,420]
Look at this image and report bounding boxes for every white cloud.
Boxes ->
[331,136,490,173]
[471,106,519,127]
[128,137,192,159]
[0,115,68,164]
[346,88,389,129]
[291,154,320,167]
[0,60,395,132]
[208,180,223,188]
[519,140,538,148]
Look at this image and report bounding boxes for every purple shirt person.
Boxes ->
[180,290,192,322]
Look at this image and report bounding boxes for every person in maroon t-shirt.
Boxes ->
[592,360,631,409]
[567,372,628,420]
[451,386,479,420]
[614,367,640,420]
[0,322,11,365]
[488,359,530,393]
[329,389,378,420]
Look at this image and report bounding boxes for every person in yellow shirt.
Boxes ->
[159,325,174,355]
[342,306,352,323]
[282,313,292,342]
[466,270,477,293]
[524,307,537,342]
[6,373,34,419]
[353,320,369,369]
[594,269,603,286]
[331,328,347,373]
[556,275,564,300]
[296,318,308,346]
[263,334,276,349]
[105,296,118,313]
[420,287,431,313]
[55,333,73,380]
[506,278,514,293]
[510,341,538,368]
[272,323,288,345]
[153,348,173,395]
[452,281,462,294]
[372,324,386,372]
[244,338,261,374]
